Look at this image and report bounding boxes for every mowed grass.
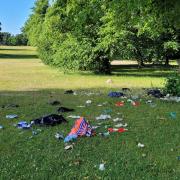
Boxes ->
[0,46,180,179]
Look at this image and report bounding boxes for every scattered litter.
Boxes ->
[97,104,103,107]
[99,132,110,137]
[108,128,127,133]
[92,126,100,130]
[0,125,4,129]
[131,95,139,100]
[86,100,92,104]
[114,123,128,128]
[147,89,164,98]
[108,92,124,98]
[17,121,31,129]
[177,156,180,160]
[6,114,18,119]
[32,129,42,136]
[77,105,86,108]
[57,107,74,113]
[103,109,112,114]
[49,100,61,106]
[115,102,124,107]
[73,92,77,95]
[55,132,64,140]
[170,112,176,119]
[64,90,74,94]
[99,163,105,171]
[131,101,140,106]
[96,114,111,120]
[113,118,123,122]
[146,100,153,104]
[32,114,67,126]
[64,144,73,150]
[127,99,133,103]
[106,79,113,84]
[161,95,180,102]
[64,117,93,143]
[138,143,145,148]
[68,115,81,119]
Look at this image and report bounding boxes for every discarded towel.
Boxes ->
[64,117,93,143]
[57,107,74,113]
[108,92,124,98]
[32,114,67,126]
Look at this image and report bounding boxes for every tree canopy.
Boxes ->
[24,0,180,73]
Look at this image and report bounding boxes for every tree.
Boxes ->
[23,0,49,46]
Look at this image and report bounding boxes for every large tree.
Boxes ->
[23,0,49,46]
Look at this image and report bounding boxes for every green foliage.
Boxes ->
[24,0,180,73]
[165,73,180,96]
[23,0,49,46]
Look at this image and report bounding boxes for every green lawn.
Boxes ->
[0,46,180,179]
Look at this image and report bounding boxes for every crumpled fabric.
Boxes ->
[17,121,31,129]
[64,117,93,142]
[108,92,124,97]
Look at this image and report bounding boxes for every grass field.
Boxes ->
[0,46,180,179]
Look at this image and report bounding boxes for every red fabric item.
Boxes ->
[115,102,124,107]
[108,128,127,133]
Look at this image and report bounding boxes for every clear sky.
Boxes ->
[0,0,36,35]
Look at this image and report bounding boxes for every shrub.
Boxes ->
[164,73,180,96]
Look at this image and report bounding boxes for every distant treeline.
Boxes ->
[0,32,28,46]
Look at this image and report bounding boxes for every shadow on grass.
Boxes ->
[0,48,33,51]
[78,64,177,78]
[0,54,38,59]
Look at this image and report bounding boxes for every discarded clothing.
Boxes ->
[64,90,74,94]
[32,114,67,126]
[108,92,124,98]
[17,121,31,129]
[49,100,61,106]
[147,89,164,98]
[96,114,111,120]
[64,117,93,143]
[6,114,18,119]
[115,102,124,107]
[57,107,74,113]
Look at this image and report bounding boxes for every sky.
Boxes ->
[0,0,36,35]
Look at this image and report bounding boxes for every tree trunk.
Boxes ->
[137,58,145,68]
[177,59,180,73]
[165,56,169,66]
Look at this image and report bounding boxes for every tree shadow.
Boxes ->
[0,54,38,59]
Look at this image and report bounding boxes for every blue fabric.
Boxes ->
[108,92,124,97]
[17,121,31,129]
[64,134,78,143]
